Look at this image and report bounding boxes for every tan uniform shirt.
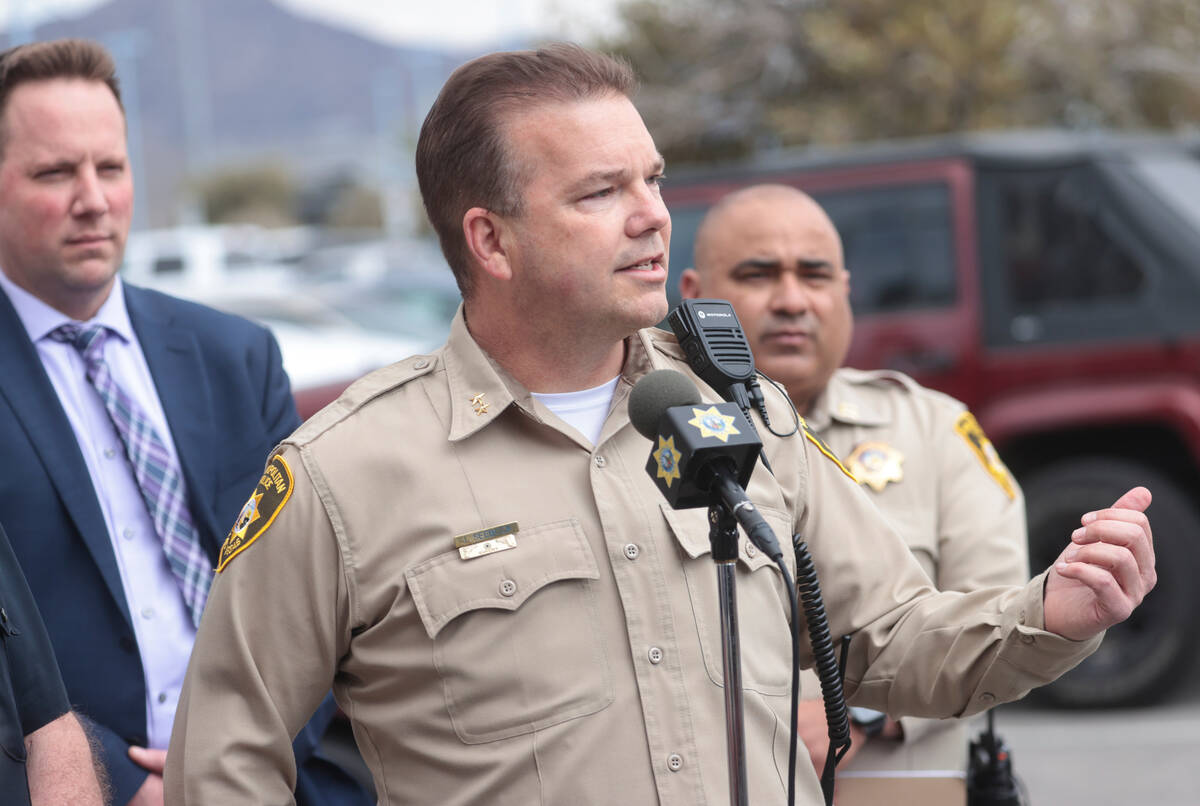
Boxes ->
[166,313,1093,806]
[802,368,1029,803]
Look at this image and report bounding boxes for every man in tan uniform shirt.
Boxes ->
[680,184,1030,804]
[165,46,1157,805]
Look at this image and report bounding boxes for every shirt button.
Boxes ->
[667,753,684,772]
[745,542,758,558]
[499,579,517,597]
[648,646,664,664]
[413,358,430,370]
[1018,609,1027,625]
[157,692,168,704]
[623,543,640,560]
[104,447,117,459]
[980,692,996,704]
[594,455,607,468]
[122,527,135,540]
[140,607,155,620]
[1021,634,1035,645]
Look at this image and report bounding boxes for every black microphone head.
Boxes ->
[629,369,703,440]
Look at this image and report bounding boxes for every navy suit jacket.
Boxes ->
[0,283,366,804]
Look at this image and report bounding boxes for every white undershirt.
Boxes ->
[533,376,621,446]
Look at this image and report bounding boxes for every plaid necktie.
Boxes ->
[50,323,211,627]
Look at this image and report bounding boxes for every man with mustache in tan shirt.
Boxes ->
[681,184,1029,805]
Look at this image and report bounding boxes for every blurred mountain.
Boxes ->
[24,0,477,226]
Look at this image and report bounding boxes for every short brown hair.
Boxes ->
[416,43,636,297]
[0,38,123,155]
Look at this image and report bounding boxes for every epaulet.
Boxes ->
[848,370,976,422]
[837,366,920,393]
[643,325,686,361]
[287,353,440,446]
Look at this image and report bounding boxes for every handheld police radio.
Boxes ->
[967,711,1026,806]
[667,298,770,427]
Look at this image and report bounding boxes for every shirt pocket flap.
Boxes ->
[406,518,599,640]
[660,501,791,573]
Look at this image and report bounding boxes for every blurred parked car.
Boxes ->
[122,228,462,418]
[188,289,431,391]
[313,269,461,349]
[122,224,313,295]
[285,243,463,416]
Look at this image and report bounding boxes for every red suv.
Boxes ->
[662,130,1200,708]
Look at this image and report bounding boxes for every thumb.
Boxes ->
[1110,486,1152,513]
[127,745,168,773]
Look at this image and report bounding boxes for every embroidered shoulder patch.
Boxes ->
[800,417,858,482]
[954,411,1016,500]
[216,454,294,572]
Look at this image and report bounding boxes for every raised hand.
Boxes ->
[1043,487,1156,641]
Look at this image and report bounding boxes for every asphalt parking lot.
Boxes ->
[980,673,1200,805]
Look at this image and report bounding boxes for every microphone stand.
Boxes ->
[709,500,749,806]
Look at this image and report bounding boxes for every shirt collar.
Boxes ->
[443,308,522,441]
[443,307,676,442]
[0,270,134,346]
[804,369,891,431]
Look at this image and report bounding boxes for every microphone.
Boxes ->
[629,369,783,561]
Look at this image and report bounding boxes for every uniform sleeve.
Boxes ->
[793,435,1098,721]
[0,524,70,737]
[897,406,1030,743]
[933,407,1029,593]
[165,445,351,805]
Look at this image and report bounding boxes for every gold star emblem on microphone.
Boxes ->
[687,406,740,443]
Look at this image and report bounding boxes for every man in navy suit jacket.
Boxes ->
[0,39,367,805]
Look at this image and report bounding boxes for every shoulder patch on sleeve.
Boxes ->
[217,454,294,572]
[954,411,1016,500]
[801,416,858,482]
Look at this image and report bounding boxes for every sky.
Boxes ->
[8,0,626,48]
[277,0,625,47]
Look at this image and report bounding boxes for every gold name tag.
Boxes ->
[458,534,518,560]
[454,521,519,560]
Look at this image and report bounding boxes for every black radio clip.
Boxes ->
[668,298,769,427]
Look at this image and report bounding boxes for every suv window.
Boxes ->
[666,180,956,316]
[819,183,955,315]
[1000,168,1144,311]
[979,163,1161,347]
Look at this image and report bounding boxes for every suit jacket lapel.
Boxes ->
[0,290,133,625]
[124,286,220,556]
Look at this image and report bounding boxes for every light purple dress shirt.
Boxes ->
[0,271,196,750]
